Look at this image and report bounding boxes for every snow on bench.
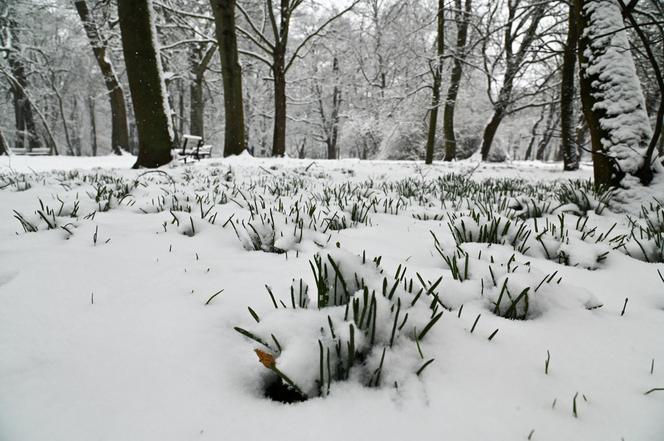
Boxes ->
[174,135,212,161]
[10,147,50,156]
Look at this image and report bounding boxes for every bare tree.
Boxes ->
[74,0,129,155]
[0,9,41,151]
[236,0,358,156]
[480,0,550,161]
[313,54,342,159]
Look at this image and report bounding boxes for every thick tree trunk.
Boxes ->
[575,0,653,187]
[118,0,174,168]
[560,1,580,171]
[74,0,128,155]
[443,0,471,161]
[425,0,444,165]
[210,0,246,156]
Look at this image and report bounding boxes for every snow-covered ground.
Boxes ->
[1,155,663,441]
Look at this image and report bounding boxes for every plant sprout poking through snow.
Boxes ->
[234,248,444,402]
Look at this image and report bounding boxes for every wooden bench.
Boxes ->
[10,147,50,156]
[175,135,212,162]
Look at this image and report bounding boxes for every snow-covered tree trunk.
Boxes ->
[576,0,653,186]
[118,0,174,168]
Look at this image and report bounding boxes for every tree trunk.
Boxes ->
[7,27,40,151]
[443,0,471,161]
[74,0,128,155]
[70,96,83,156]
[178,80,185,136]
[536,103,557,161]
[0,128,8,155]
[189,46,205,138]
[118,0,174,168]
[210,0,246,157]
[89,97,98,156]
[425,0,444,165]
[525,108,546,160]
[54,87,74,156]
[328,57,341,160]
[272,49,287,157]
[575,0,653,187]
[481,109,505,160]
[560,1,580,171]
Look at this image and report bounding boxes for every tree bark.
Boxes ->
[443,0,471,161]
[560,1,580,171]
[210,0,246,156]
[74,0,128,155]
[118,0,174,168]
[425,0,444,165]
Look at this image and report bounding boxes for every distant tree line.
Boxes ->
[1,0,662,188]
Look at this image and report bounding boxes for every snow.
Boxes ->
[1,155,663,441]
